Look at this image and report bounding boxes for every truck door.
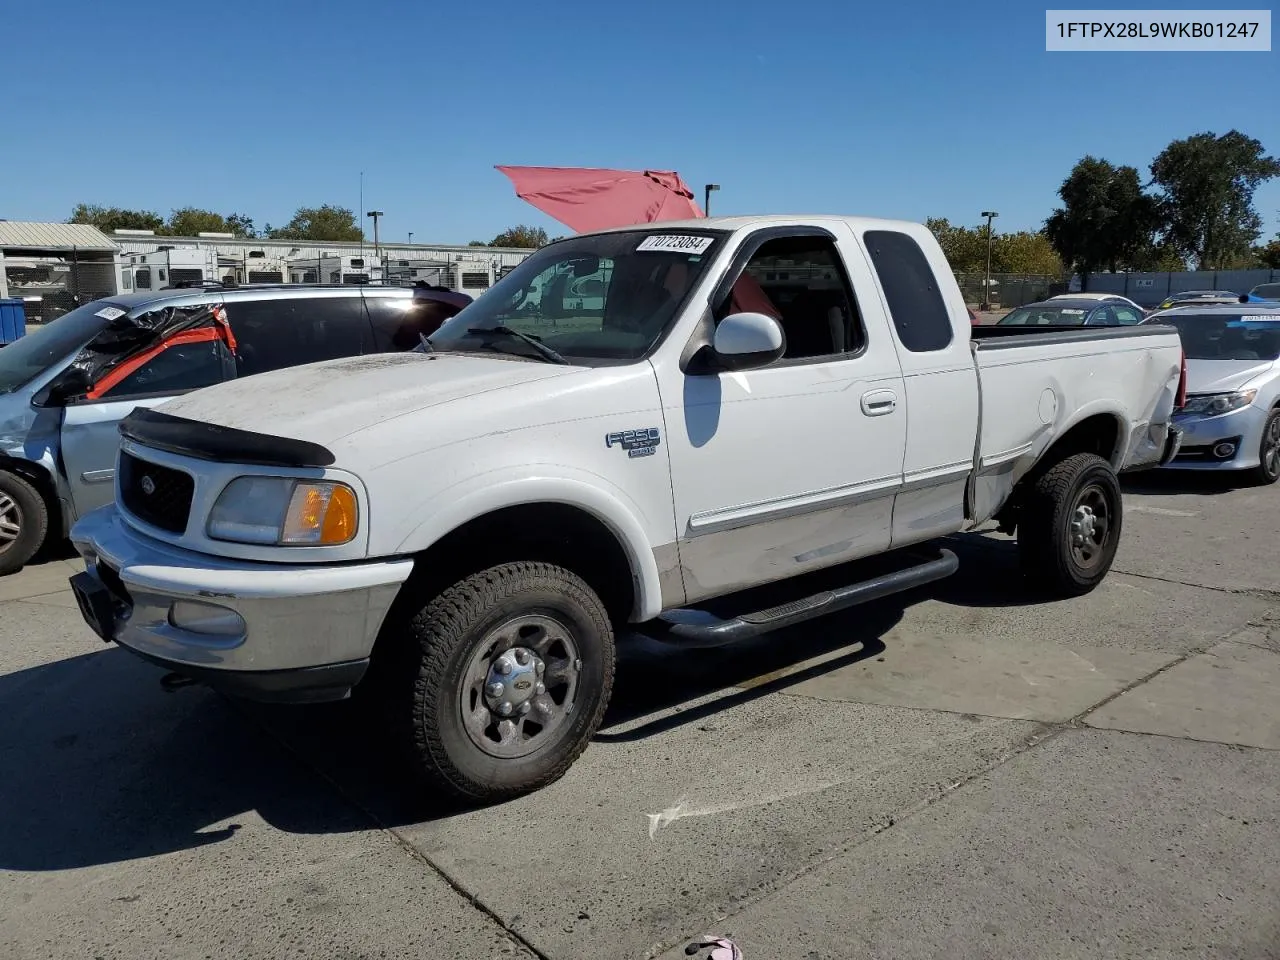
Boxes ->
[659,226,908,603]
[861,227,980,546]
[59,308,237,520]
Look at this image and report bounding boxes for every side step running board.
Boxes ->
[648,549,959,648]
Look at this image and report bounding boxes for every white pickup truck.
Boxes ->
[68,215,1186,802]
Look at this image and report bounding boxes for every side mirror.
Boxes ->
[712,312,786,370]
[45,367,93,405]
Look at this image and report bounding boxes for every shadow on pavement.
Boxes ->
[0,533,1053,871]
[0,647,383,872]
[1120,469,1245,497]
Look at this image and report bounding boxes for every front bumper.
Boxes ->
[69,507,414,703]
[1163,404,1268,471]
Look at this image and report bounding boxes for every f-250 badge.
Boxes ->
[605,427,661,459]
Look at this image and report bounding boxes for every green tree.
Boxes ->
[926,217,986,273]
[489,225,550,248]
[1256,234,1280,269]
[267,205,364,242]
[164,208,230,236]
[225,213,256,238]
[69,203,164,233]
[992,231,1064,275]
[1150,130,1280,269]
[1044,157,1160,275]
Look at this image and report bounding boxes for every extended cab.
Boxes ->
[68,216,1185,802]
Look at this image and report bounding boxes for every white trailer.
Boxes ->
[123,248,220,292]
[288,255,383,285]
[386,257,500,299]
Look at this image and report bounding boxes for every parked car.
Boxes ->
[0,284,464,574]
[1154,290,1242,311]
[1141,303,1280,483]
[997,298,1146,327]
[1048,292,1147,314]
[68,214,1184,802]
[1246,282,1280,302]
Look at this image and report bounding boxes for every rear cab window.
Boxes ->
[863,230,953,352]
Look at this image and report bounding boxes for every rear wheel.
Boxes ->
[395,561,615,803]
[1017,452,1122,597]
[0,472,49,577]
[1250,410,1280,485]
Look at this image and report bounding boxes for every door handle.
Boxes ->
[860,389,897,416]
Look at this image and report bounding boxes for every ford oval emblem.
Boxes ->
[513,678,532,691]
[140,475,156,496]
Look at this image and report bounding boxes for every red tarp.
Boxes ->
[496,165,704,233]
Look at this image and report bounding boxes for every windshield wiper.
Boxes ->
[415,332,435,354]
[466,326,569,365]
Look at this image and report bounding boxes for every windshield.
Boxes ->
[1158,312,1280,361]
[1252,283,1280,300]
[428,229,724,364]
[0,301,120,394]
[998,305,1090,326]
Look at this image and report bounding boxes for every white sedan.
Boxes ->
[1049,293,1147,314]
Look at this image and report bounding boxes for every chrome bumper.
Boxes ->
[68,506,414,702]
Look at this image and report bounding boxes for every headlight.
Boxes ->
[207,477,358,546]
[1181,389,1257,415]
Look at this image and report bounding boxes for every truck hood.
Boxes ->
[1185,358,1277,395]
[157,352,578,446]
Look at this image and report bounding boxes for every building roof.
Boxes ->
[0,221,119,252]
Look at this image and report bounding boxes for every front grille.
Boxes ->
[118,452,194,534]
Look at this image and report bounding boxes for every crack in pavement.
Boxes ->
[224,701,552,960]
[649,624,1259,959]
[1112,568,1280,601]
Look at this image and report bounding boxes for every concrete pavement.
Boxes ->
[1,471,1277,959]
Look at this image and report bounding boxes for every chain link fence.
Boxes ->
[953,272,1069,309]
[4,259,118,324]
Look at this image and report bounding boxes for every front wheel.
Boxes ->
[0,472,49,577]
[1017,452,1123,597]
[1250,409,1280,486]
[398,562,616,803]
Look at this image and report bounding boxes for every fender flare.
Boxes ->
[394,467,667,622]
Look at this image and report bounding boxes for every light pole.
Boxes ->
[367,210,384,256]
[704,183,720,217]
[408,231,414,245]
[980,210,999,311]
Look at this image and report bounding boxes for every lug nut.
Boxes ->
[535,681,545,695]
[514,649,530,665]
[497,702,513,716]
[519,701,531,715]
[535,661,545,676]
[486,682,504,699]
[496,660,512,676]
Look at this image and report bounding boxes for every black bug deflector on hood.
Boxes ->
[119,407,336,468]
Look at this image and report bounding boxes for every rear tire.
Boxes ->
[1017,452,1122,597]
[396,562,615,803]
[1249,409,1280,486]
[0,471,49,577]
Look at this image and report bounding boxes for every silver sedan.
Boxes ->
[1143,304,1280,484]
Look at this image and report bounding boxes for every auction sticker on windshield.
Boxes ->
[636,235,714,254]
[94,306,127,321]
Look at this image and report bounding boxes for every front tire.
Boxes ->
[1017,452,1122,597]
[1250,409,1280,486]
[0,471,49,577]
[400,562,616,803]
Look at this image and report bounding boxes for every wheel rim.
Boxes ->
[0,493,22,553]
[459,614,582,760]
[1069,483,1112,570]
[1264,417,1280,478]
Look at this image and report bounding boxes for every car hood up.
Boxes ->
[155,352,579,448]
[1184,358,1277,395]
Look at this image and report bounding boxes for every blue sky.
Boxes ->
[3,0,1277,245]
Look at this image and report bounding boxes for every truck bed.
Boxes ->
[967,323,1183,525]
